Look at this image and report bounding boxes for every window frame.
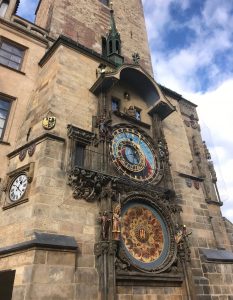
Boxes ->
[74,142,86,168]
[134,106,142,121]
[0,93,14,141]
[99,0,109,6]
[0,37,26,71]
[111,97,121,112]
[0,0,9,17]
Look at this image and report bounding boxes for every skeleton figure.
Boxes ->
[99,211,111,240]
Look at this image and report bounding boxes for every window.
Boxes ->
[135,108,141,121]
[74,143,85,167]
[112,98,120,112]
[100,0,109,6]
[102,37,107,57]
[0,38,25,70]
[67,124,95,169]
[0,0,9,17]
[0,97,11,139]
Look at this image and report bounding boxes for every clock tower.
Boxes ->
[0,0,233,299]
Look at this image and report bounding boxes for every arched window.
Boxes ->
[102,37,107,57]
[0,0,9,17]
[109,40,113,54]
[116,41,120,54]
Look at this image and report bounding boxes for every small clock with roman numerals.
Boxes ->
[9,174,28,202]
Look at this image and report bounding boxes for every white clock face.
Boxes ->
[9,174,28,202]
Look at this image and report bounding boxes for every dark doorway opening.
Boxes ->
[0,270,16,300]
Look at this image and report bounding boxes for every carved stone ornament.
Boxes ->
[67,167,115,201]
[190,114,199,129]
[175,224,192,262]
[97,115,112,142]
[67,124,95,144]
[28,143,36,157]
[194,180,200,190]
[94,240,118,258]
[184,120,190,127]
[185,178,192,188]
[192,136,200,156]
[132,52,140,64]
[19,144,37,161]
[183,114,199,130]
[179,100,198,120]
[203,141,211,160]
[208,161,217,183]
[158,139,169,162]
[19,149,27,161]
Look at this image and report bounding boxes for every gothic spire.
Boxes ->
[106,2,123,66]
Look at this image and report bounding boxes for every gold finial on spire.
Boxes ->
[110,2,113,11]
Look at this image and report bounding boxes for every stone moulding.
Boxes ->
[67,124,95,144]
[113,110,151,129]
[200,248,233,263]
[68,167,173,202]
[0,232,78,256]
[39,35,116,68]
[178,172,203,182]
[7,133,65,159]
[116,271,183,287]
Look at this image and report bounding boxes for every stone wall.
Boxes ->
[0,249,76,300]
[0,25,46,179]
[35,0,153,74]
[117,286,185,300]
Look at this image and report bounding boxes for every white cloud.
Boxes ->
[143,1,233,222]
[144,0,233,93]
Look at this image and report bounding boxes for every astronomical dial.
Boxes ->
[9,174,28,202]
[121,201,170,271]
[110,127,160,182]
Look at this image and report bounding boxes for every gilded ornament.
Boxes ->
[42,116,56,130]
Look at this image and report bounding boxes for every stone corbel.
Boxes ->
[67,167,116,201]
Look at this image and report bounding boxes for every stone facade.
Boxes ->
[0,1,233,300]
[35,0,153,74]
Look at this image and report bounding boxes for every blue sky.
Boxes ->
[17,0,233,222]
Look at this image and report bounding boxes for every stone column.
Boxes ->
[94,241,118,300]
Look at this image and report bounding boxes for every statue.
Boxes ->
[99,211,111,241]
[208,161,217,183]
[175,224,192,244]
[126,106,136,118]
[112,204,121,241]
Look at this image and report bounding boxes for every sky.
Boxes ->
[17,0,233,222]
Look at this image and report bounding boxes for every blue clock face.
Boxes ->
[110,127,159,182]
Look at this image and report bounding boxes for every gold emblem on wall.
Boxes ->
[42,115,56,130]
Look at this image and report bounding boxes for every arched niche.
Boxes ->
[119,67,160,107]
[91,64,175,120]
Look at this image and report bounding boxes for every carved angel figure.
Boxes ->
[112,204,121,241]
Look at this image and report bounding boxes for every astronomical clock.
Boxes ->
[106,124,176,274]
[110,126,161,183]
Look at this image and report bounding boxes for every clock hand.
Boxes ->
[13,185,22,193]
